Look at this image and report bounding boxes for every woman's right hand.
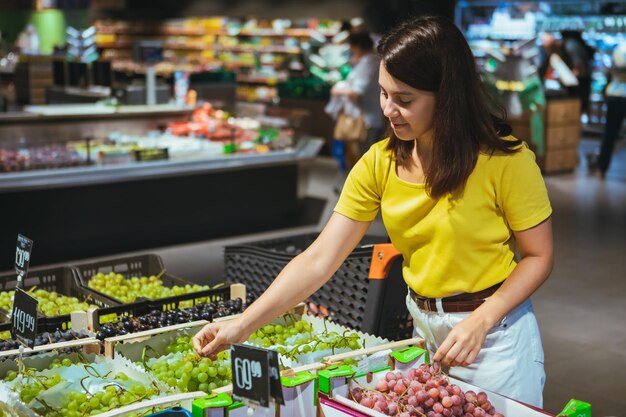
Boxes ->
[192,318,249,357]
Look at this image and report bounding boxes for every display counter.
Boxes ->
[0,104,194,144]
[0,138,324,265]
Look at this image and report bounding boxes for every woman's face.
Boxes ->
[379,61,436,142]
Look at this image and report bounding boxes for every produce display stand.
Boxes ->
[0,310,588,417]
[0,243,587,417]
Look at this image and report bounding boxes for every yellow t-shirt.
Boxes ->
[334,137,552,298]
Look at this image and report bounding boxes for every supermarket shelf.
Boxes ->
[223,61,284,69]
[220,45,301,54]
[0,137,323,192]
[237,28,337,37]
[0,104,193,122]
[97,42,213,51]
[100,43,300,53]
[95,27,336,38]
[95,27,208,36]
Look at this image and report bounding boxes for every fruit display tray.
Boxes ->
[89,282,243,333]
[0,266,120,332]
[73,253,231,310]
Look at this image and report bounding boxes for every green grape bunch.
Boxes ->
[4,355,86,404]
[45,376,160,417]
[143,337,231,394]
[88,272,210,303]
[247,315,365,362]
[0,288,97,317]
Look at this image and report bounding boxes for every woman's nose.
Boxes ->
[382,101,399,118]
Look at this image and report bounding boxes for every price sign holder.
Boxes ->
[12,234,36,373]
[268,349,284,405]
[231,344,285,408]
[11,288,38,349]
[15,234,33,289]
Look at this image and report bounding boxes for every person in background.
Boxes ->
[560,30,595,119]
[538,32,560,81]
[326,29,384,176]
[193,16,553,407]
[16,24,40,55]
[589,41,626,179]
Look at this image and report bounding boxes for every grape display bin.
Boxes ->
[224,233,412,341]
[0,265,119,331]
[73,253,230,311]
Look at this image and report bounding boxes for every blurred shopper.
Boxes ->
[16,24,40,55]
[325,30,383,175]
[561,30,595,117]
[589,41,626,179]
[194,17,553,407]
[538,32,560,80]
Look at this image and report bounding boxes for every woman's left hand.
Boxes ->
[432,314,491,367]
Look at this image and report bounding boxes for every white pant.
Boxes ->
[406,292,545,408]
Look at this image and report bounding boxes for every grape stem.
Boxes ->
[80,375,94,398]
[83,364,106,379]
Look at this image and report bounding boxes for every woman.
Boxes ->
[327,30,384,171]
[193,16,553,407]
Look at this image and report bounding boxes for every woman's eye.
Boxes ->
[398,99,412,105]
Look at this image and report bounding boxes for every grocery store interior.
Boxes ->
[0,0,625,417]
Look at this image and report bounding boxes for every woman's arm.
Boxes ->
[192,212,371,356]
[433,217,554,366]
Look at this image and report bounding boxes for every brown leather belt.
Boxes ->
[409,282,502,313]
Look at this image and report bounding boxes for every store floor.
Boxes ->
[134,138,625,417]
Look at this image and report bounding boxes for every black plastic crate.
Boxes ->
[74,253,234,310]
[0,266,119,331]
[0,318,90,346]
[91,285,234,331]
[224,233,413,341]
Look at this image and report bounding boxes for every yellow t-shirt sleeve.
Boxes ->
[334,147,382,222]
[498,145,553,231]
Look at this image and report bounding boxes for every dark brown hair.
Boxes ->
[377,16,520,199]
[348,30,374,52]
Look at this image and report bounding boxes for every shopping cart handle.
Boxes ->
[368,243,402,280]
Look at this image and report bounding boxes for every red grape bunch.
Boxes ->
[350,363,505,417]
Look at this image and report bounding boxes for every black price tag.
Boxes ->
[11,289,38,349]
[15,234,33,283]
[268,349,285,405]
[231,344,284,407]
